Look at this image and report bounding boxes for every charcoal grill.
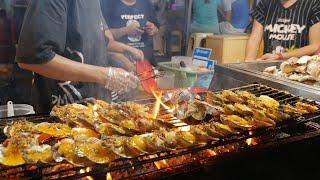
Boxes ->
[1,84,320,180]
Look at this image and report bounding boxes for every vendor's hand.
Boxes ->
[145,21,158,36]
[127,47,144,61]
[260,53,280,61]
[0,64,13,80]
[104,67,140,94]
[125,23,144,36]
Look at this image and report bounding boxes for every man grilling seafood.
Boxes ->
[15,0,143,113]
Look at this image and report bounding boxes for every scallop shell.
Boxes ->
[123,135,148,157]
[220,115,252,130]
[210,122,239,136]
[75,137,117,164]
[54,138,93,167]
[176,131,196,148]
[23,144,53,164]
[190,126,218,143]
[280,61,296,74]
[35,122,72,138]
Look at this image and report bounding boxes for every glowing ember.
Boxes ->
[79,167,93,180]
[106,172,112,180]
[86,167,92,172]
[206,149,217,157]
[79,169,85,174]
[86,176,94,180]
[149,155,170,169]
[246,138,258,146]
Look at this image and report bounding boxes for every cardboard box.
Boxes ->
[205,35,249,64]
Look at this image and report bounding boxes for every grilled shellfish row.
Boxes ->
[51,100,174,136]
[0,120,240,166]
[1,91,318,167]
[205,90,319,129]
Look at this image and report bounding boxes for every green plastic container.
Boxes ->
[157,62,214,88]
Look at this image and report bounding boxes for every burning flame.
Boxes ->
[106,173,112,180]
[151,90,176,119]
[152,90,163,119]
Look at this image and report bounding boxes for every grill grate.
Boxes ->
[1,84,320,179]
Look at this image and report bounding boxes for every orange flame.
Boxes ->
[106,172,112,180]
[152,90,163,119]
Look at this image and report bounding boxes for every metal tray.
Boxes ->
[210,61,320,101]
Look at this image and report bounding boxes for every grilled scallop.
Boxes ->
[235,91,257,102]
[220,115,252,130]
[234,103,253,116]
[4,120,36,137]
[210,122,239,136]
[257,95,280,109]
[282,104,305,115]
[176,131,196,148]
[23,144,53,164]
[96,123,134,138]
[295,102,319,113]
[71,128,99,140]
[75,137,117,164]
[190,125,218,143]
[247,118,274,129]
[104,136,131,158]
[0,134,38,166]
[54,138,93,166]
[252,110,276,126]
[35,122,72,138]
[124,135,148,157]
[221,90,245,103]
[161,131,180,150]
[143,133,170,153]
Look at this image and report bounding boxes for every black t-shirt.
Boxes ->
[100,0,159,61]
[253,0,320,54]
[16,0,110,113]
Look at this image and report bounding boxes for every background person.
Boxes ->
[190,0,222,34]
[245,0,320,61]
[222,0,250,33]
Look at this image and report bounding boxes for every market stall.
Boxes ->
[1,0,320,179]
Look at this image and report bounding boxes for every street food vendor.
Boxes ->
[245,0,320,61]
[15,0,143,113]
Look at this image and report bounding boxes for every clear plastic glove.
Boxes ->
[104,67,140,94]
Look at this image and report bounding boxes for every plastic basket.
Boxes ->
[157,62,214,88]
